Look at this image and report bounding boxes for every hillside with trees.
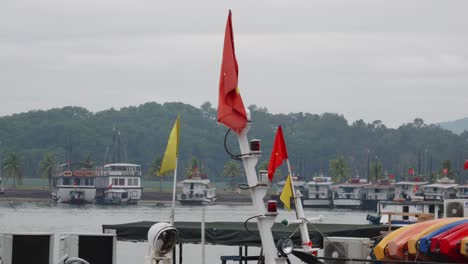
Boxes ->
[1,102,468,184]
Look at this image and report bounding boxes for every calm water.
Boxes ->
[0,201,368,263]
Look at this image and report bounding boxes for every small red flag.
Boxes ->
[443,168,448,175]
[268,126,288,181]
[389,174,395,179]
[464,160,468,171]
[217,10,247,133]
[408,168,414,175]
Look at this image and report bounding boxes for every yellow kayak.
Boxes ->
[373,225,414,260]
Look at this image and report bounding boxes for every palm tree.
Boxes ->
[81,154,94,169]
[369,161,384,183]
[2,152,23,189]
[222,161,242,190]
[147,157,163,192]
[329,155,349,183]
[39,153,57,190]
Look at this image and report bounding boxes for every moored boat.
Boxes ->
[303,176,333,208]
[95,163,143,204]
[362,179,395,211]
[51,164,96,204]
[332,178,369,209]
[423,177,458,201]
[177,177,216,205]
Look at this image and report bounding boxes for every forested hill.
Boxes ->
[1,101,468,182]
[439,117,468,135]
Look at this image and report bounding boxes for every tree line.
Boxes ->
[1,101,468,185]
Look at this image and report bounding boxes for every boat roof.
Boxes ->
[394,181,428,186]
[102,221,387,247]
[334,182,370,188]
[104,163,141,168]
[306,181,334,186]
[379,200,444,206]
[277,180,306,186]
[457,184,468,188]
[423,183,459,189]
[180,179,211,185]
[363,184,395,189]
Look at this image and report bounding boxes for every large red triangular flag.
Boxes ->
[217,10,247,133]
[464,160,468,171]
[268,126,288,181]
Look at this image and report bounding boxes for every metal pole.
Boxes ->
[286,159,312,253]
[201,206,206,264]
[418,151,421,176]
[367,149,370,183]
[112,127,115,163]
[170,158,178,225]
[117,131,121,163]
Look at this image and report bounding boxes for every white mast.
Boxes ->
[236,112,286,264]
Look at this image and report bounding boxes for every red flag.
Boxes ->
[217,10,247,133]
[443,168,448,175]
[268,126,288,181]
[408,168,414,175]
[389,174,395,179]
[464,160,468,171]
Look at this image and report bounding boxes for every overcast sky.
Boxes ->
[1,0,467,127]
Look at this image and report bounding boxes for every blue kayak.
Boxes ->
[418,218,468,254]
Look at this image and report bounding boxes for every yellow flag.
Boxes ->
[280,175,293,211]
[159,115,180,175]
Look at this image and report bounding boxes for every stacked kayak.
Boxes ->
[374,217,468,263]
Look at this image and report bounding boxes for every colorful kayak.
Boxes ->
[373,225,414,260]
[430,222,468,254]
[407,218,462,255]
[419,219,468,254]
[386,219,448,260]
[439,225,468,263]
[461,237,468,257]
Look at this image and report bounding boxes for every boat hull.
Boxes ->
[302,199,332,208]
[54,187,96,204]
[333,198,362,209]
[95,188,142,205]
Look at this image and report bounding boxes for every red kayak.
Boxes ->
[430,222,468,254]
[438,225,468,263]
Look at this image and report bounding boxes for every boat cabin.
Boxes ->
[364,181,395,201]
[423,178,458,200]
[305,176,333,199]
[177,178,216,205]
[393,181,427,200]
[377,200,444,225]
[276,179,307,197]
[332,178,370,208]
[456,185,468,199]
[95,163,143,204]
[51,164,96,203]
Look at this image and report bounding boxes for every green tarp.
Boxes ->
[102,221,386,247]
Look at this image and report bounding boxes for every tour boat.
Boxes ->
[362,180,395,211]
[94,163,143,204]
[393,180,427,200]
[177,177,216,205]
[369,199,444,225]
[302,176,333,208]
[423,177,458,201]
[332,178,369,209]
[51,164,96,204]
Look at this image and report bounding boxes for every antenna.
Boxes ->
[112,127,116,163]
[118,130,121,163]
[104,146,109,164]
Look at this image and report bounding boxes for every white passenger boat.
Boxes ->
[95,163,143,204]
[422,177,458,200]
[176,177,216,205]
[51,164,96,204]
[332,178,369,209]
[393,180,427,200]
[303,176,333,208]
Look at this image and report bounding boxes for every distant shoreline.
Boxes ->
[0,188,254,205]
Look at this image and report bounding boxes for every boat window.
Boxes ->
[74,178,81,186]
[63,178,71,185]
[119,178,125,186]
[134,178,139,186]
[112,178,119,186]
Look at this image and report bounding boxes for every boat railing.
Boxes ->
[381,212,434,231]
